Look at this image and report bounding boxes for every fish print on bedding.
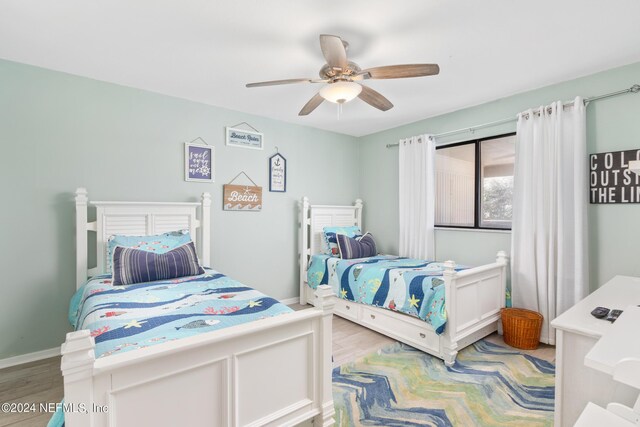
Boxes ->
[48,268,293,427]
[69,268,293,359]
[307,254,467,334]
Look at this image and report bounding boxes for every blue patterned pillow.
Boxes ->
[107,230,193,273]
[112,241,204,286]
[322,226,361,256]
[337,232,377,259]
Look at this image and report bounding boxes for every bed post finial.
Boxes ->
[61,330,95,426]
[75,188,89,290]
[314,284,335,313]
[496,251,508,266]
[202,192,212,205]
[314,284,336,426]
[355,198,363,229]
[443,260,456,274]
[75,187,88,203]
[201,192,212,267]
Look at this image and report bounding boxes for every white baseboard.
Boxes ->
[281,297,301,306]
[0,347,60,370]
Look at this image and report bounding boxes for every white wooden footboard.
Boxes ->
[62,286,335,427]
[440,252,508,364]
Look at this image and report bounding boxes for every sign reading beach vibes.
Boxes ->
[590,149,640,204]
[223,184,263,211]
[269,153,286,192]
[226,127,264,150]
[185,143,214,182]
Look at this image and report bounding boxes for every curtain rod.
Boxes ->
[386,84,640,148]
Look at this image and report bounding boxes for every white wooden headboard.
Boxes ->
[75,188,211,289]
[298,197,362,302]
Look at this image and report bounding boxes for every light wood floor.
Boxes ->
[0,306,555,426]
[0,356,63,427]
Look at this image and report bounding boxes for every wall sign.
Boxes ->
[223,184,263,211]
[226,126,264,150]
[590,149,640,204]
[269,152,287,192]
[185,143,214,182]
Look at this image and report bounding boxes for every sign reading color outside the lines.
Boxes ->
[590,149,640,204]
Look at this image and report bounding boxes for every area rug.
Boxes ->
[332,339,555,426]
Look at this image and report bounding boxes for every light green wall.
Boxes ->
[0,59,360,359]
[359,61,640,292]
[2,58,639,361]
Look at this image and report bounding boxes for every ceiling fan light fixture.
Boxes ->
[319,81,362,104]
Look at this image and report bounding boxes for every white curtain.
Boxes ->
[399,134,436,260]
[511,97,589,345]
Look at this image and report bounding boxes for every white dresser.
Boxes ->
[551,275,640,426]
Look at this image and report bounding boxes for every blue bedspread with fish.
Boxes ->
[307,255,467,334]
[48,268,292,427]
[70,268,293,359]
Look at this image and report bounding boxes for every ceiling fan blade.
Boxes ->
[363,64,440,79]
[246,78,326,88]
[298,93,324,116]
[352,72,371,81]
[319,34,348,70]
[358,85,393,111]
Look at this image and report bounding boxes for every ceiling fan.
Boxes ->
[246,34,440,116]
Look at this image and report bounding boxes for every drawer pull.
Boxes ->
[370,314,376,320]
[345,305,350,310]
[419,333,426,338]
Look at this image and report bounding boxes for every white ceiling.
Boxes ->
[1,0,640,137]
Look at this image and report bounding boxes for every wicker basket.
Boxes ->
[501,308,543,350]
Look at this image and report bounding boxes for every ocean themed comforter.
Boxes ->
[48,268,292,427]
[307,255,467,334]
[70,268,293,359]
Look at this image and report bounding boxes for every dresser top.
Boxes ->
[585,305,640,376]
[551,275,640,338]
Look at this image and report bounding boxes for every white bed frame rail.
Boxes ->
[64,189,335,426]
[299,197,508,366]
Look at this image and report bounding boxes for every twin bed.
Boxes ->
[298,197,508,366]
[59,189,508,427]
[59,189,335,427]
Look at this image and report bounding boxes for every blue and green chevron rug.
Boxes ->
[332,339,555,426]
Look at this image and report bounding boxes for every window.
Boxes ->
[435,133,515,230]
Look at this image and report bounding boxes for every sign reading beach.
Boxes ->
[223,184,263,211]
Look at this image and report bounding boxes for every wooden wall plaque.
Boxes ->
[223,184,262,211]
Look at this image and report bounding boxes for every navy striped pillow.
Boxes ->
[336,232,377,259]
[112,241,205,286]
